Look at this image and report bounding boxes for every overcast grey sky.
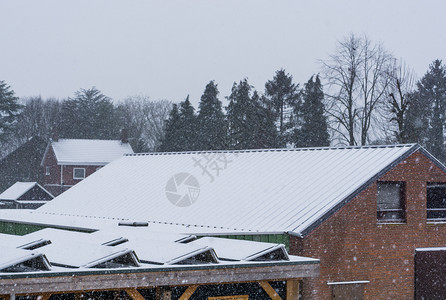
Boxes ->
[1,0,445,105]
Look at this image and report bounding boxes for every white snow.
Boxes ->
[0,182,49,201]
[37,144,418,235]
[49,139,134,165]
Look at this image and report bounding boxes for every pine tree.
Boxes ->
[178,95,198,151]
[0,80,22,145]
[251,93,278,148]
[293,75,330,147]
[227,79,278,149]
[160,104,182,152]
[407,60,446,161]
[59,87,117,139]
[264,69,300,146]
[196,81,227,150]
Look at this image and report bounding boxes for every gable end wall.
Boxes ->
[289,150,446,299]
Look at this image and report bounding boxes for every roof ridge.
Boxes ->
[126,143,418,157]
[55,138,122,142]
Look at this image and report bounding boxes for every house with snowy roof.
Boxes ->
[0,182,53,209]
[40,135,133,196]
[2,144,446,298]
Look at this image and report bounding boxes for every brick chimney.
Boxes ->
[120,128,129,144]
[51,128,59,142]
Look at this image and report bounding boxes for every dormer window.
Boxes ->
[73,168,86,180]
[377,181,405,222]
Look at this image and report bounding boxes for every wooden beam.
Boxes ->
[178,285,198,300]
[0,263,318,295]
[125,288,145,300]
[259,281,282,300]
[286,280,300,300]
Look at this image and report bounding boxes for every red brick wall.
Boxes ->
[42,145,102,196]
[61,165,99,186]
[42,146,60,186]
[289,150,446,299]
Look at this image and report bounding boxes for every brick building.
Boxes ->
[40,137,133,196]
[2,144,446,298]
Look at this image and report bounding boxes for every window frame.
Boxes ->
[426,182,446,221]
[376,181,406,223]
[45,167,50,176]
[73,168,86,180]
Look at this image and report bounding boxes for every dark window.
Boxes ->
[377,181,405,222]
[73,168,86,180]
[427,183,446,220]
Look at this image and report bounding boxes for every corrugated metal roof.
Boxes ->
[50,139,134,165]
[38,144,420,235]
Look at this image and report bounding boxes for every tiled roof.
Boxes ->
[38,144,423,235]
[50,139,134,165]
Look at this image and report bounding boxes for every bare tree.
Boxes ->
[382,60,416,143]
[117,96,171,152]
[322,34,394,145]
[8,97,60,148]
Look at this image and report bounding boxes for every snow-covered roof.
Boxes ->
[0,247,51,272]
[36,144,430,236]
[0,228,317,276]
[189,237,289,261]
[46,139,134,166]
[0,182,53,201]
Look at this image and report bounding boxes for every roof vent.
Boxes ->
[118,221,149,227]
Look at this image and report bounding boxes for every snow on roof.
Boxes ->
[49,139,134,165]
[0,247,51,272]
[189,237,290,261]
[0,228,318,275]
[0,182,52,201]
[37,144,423,236]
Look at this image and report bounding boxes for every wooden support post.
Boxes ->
[74,294,83,300]
[259,281,282,300]
[155,287,161,300]
[178,285,198,300]
[36,294,52,300]
[125,288,145,300]
[286,280,300,300]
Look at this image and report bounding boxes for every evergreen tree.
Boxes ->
[160,104,182,152]
[178,95,198,151]
[196,81,227,150]
[59,87,117,139]
[407,60,446,161]
[293,75,330,147]
[160,96,198,152]
[251,92,279,148]
[264,69,300,146]
[227,79,278,149]
[0,80,22,146]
